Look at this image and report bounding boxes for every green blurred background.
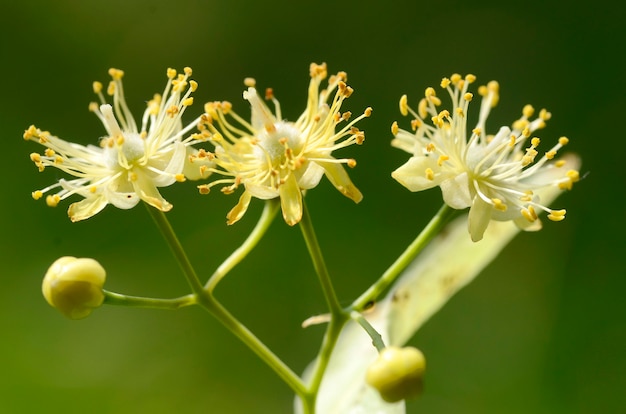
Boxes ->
[1,0,624,413]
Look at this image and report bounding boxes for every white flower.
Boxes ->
[391,74,580,241]
[24,67,212,222]
[197,63,371,225]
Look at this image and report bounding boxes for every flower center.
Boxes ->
[255,121,302,167]
[104,132,146,170]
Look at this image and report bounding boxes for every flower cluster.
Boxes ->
[197,63,371,225]
[391,74,580,241]
[24,67,211,221]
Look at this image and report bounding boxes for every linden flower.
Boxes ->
[24,67,212,222]
[197,63,372,225]
[391,74,580,241]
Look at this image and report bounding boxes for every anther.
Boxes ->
[399,95,408,116]
[108,68,124,80]
[425,168,434,180]
[547,209,566,222]
[46,194,60,207]
[391,121,399,135]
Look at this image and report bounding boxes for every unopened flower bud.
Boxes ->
[42,256,106,319]
[365,346,426,403]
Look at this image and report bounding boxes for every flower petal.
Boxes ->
[440,172,472,209]
[391,156,442,192]
[68,196,109,222]
[279,174,303,226]
[468,196,492,242]
[226,191,252,225]
[131,170,172,211]
[297,162,325,190]
[317,160,363,203]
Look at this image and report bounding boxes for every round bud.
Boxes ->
[42,256,106,319]
[365,346,426,403]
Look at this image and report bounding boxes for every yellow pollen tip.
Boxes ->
[491,198,507,211]
[107,81,115,96]
[547,210,566,221]
[546,150,557,159]
[30,152,41,162]
[426,143,435,152]
[184,67,192,76]
[523,104,535,118]
[23,125,38,140]
[450,73,461,84]
[440,78,451,88]
[555,160,566,167]
[116,136,124,146]
[567,170,580,182]
[167,68,177,79]
[108,68,124,80]
[509,136,516,147]
[464,92,473,101]
[347,159,357,168]
[521,206,538,222]
[425,87,436,97]
[539,108,552,121]
[88,102,99,112]
[183,97,194,106]
[472,128,482,136]
[425,167,434,181]
[244,77,256,87]
[531,137,540,147]
[478,85,488,96]
[437,155,449,166]
[465,74,476,83]
[391,121,399,135]
[92,81,103,94]
[189,80,198,92]
[32,190,43,200]
[198,184,210,195]
[418,99,428,119]
[46,194,60,207]
[559,136,569,146]
[364,107,373,117]
[175,174,186,182]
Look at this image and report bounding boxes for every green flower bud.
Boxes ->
[365,346,426,403]
[42,256,106,319]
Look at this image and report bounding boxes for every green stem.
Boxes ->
[145,203,306,398]
[206,199,280,293]
[198,295,307,397]
[300,315,348,413]
[145,204,205,295]
[299,200,343,317]
[351,311,386,352]
[351,204,456,311]
[103,290,197,309]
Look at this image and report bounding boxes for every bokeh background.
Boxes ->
[1,1,624,413]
